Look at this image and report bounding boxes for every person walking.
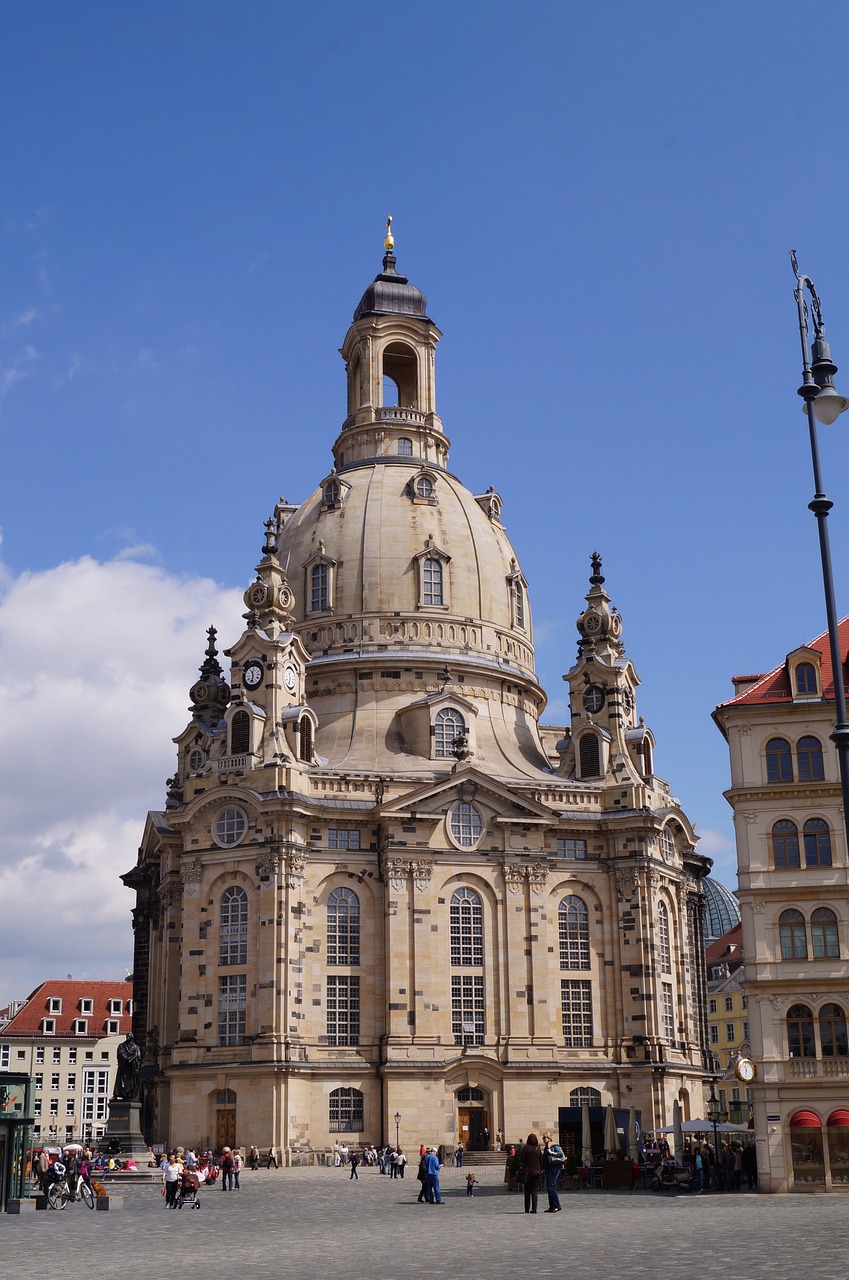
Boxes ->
[249,1144,259,1171]
[163,1154,181,1208]
[221,1147,234,1191]
[416,1151,428,1203]
[483,1126,490,1150]
[267,1145,278,1169]
[541,1131,564,1213]
[694,1148,704,1193]
[396,1148,407,1178]
[521,1133,543,1214]
[422,1146,444,1204]
[233,1149,242,1190]
[455,1141,464,1168]
[349,1151,360,1179]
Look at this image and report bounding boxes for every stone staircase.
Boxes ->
[461,1150,507,1167]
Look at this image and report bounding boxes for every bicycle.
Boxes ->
[47,1177,95,1209]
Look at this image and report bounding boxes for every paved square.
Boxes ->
[2,1164,846,1279]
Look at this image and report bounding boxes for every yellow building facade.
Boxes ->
[125,235,712,1157]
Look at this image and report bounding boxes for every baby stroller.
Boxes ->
[176,1168,202,1208]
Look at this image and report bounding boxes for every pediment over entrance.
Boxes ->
[378,766,553,826]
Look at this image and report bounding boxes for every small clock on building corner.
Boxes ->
[284,663,297,692]
[734,1056,756,1083]
[243,660,264,691]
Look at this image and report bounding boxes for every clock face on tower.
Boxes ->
[243,661,264,690]
[284,664,297,692]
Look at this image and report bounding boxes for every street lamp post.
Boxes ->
[394,1111,401,1149]
[706,1077,726,1168]
[792,253,849,854]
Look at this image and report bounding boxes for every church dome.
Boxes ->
[703,875,741,942]
[278,462,535,679]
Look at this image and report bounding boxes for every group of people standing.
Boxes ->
[518,1132,565,1214]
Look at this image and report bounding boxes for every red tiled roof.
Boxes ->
[705,922,744,969]
[0,980,133,1040]
[718,618,849,708]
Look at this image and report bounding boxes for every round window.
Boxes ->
[188,749,205,771]
[214,808,248,847]
[415,476,434,499]
[450,802,483,848]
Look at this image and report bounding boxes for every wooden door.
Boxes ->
[216,1109,236,1150]
[458,1109,471,1147]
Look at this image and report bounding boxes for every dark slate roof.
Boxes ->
[353,253,428,321]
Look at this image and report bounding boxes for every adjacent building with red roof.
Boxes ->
[714,623,849,1193]
[0,979,133,1146]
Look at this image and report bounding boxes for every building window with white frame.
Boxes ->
[218,975,247,1046]
[327,887,360,966]
[561,979,593,1047]
[423,557,443,606]
[559,896,590,970]
[326,975,360,1046]
[220,885,249,966]
[82,1068,110,1124]
[658,901,671,973]
[661,982,675,1041]
[450,888,483,965]
[451,974,485,1046]
[449,802,483,848]
[434,707,465,758]
[328,828,361,850]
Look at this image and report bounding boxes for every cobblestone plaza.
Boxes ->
[1,1165,845,1279]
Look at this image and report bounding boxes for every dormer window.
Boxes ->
[41,1018,56,1034]
[106,1019,120,1035]
[414,539,451,610]
[408,471,438,504]
[321,474,349,511]
[796,662,817,695]
[305,545,337,614]
[325,479,340,505]
[47,998,62,1014]
[79,998,93,1016]
[73,1018,88,1035]
[108,998,123,1016]
[507,561,529,633]
[789,648,822,701]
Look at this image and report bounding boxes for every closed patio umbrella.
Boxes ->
[627,1106,638,1159]
[603,1103,618,1159]
[672,1099,684,1167]
[581,1103,592,1168]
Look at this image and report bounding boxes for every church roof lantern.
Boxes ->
[352,217,429,321]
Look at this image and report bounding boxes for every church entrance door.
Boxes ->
[216,1109,236,1150]
[458,1108,488,1150]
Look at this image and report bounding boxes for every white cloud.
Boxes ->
[1,307,39,335]
[695,827,734,857]
[0,554,244,1001]
[0,345,40,402]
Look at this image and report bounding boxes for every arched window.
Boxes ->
[579,733,601,778]
[423,557,443,606]
[415,475,434,499]
[797,736,825,782]
[450,802,483,848]
[450,888,482,966]
[324,479,340,505]
[329,1087,364,1132]
[230,709,250,756]
[818,1003,848,1057]
[766,737,793,784]
[397,437,413,456]
[513,579,525,630]
[327,887,360,966]
[559,896,590,970]
[804,818,832,867]
[658,901,671,972]
[455,1087,485,1102]
[811,907,840,959]
[220,886,248,966]
[796,663,817,695]
[310,563,329,612]
[299,717,313,762]
[772,820,800,869]
[216,1089,237,1105]
[786,1004,815,1057]
[661,827,676,864]
[569,1086,602,1107]
[434,707,465,758]
[779,909,808,960]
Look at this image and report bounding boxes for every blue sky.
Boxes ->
[4,1,849,997]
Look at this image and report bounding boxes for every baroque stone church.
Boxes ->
[124,227,712,1155]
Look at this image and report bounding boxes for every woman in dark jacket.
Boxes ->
[520,1133,543,1214]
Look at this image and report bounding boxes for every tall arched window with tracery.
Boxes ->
[559,896,590,970]
[779,909,808,960]
[811,907,839,958]
[658,901,671,973]
[434,707,465,757]
[450,887,484,1045]
[220,886,248,966]
[327,887,360,966]
[423,557,443,606]
[786,1004,815,1057]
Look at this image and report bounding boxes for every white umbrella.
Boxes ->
[62,1142,84,1152]
[581,1103,592,1167]
[603,1104,618,1160]
[672,1099,684,1166]
[627,1106,638,1159]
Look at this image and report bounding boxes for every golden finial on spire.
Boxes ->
[384,214,394,253]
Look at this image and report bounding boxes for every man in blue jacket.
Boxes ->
[422,1147,444,1204]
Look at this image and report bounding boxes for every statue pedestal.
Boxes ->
[103,1100,149,1164]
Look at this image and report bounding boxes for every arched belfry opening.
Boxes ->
[382,341,418,407]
